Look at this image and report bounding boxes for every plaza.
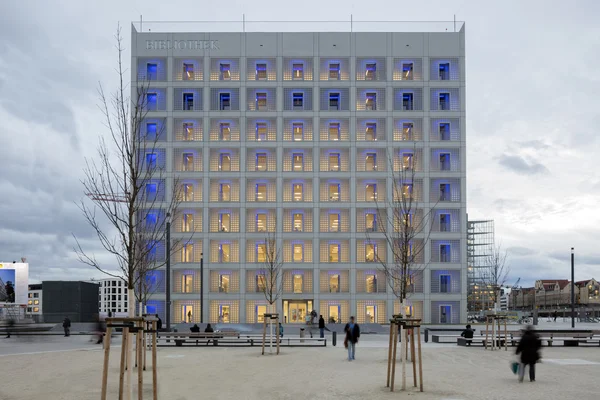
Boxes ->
[1,331,598,400]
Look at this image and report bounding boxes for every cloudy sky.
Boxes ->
[0,0,598,286]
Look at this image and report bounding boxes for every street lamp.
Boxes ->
[571,247,575,328]
[166,212,172,331]
[200,252,204,323]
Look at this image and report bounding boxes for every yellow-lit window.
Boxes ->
[182,244,193,263]
[182,274,193,293]
[402,123,413,140]
[366,183,377,202]
[293,213,303,232]
[183,184,194,201]
[401,184,413,199]
[255,184,267,201]
[365,153,377,171]
[293,184,303,202]
[257,244,267,263]
[219,213,230,232]
[329,184,340,201]
[219,183,231,202]
[366,274,377,293]
[293,153,304,171]
[366,213,377,232]
[256,153,268,171]
[219,153,231,171]
[329,274,340,293]
[402,153,413,170]
[219,243,231,262]
[293,244,303,262]
[329,213,340,232]
[293,123,303,141]
[293,63,304,80]
[219,274,230,292]
[220,123,231,141]
[329,123,340,141]
[366,123,376,141]
[256,63,267,80]
[183,122,193,141]
[329,244,340,262]
[182,214,194,232]
[183,153,194,171]
[329,154,340,171]
[256,122,267,141]
[256,213,267,232]
[33,307,39,313]
[366,244,376,262]
[293,274,303,293]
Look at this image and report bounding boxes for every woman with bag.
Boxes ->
[515,325,542,382]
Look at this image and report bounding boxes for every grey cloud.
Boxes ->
[507,246,538,257]
[498,154,549,175]
[516,140,551,150]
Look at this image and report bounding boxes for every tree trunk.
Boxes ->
[269,319,273,353]
[126,289,136,400]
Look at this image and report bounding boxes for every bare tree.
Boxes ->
[481,245,510,311]
[368,147,437,318]
[258,229,283,352]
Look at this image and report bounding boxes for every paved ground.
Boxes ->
[1,332,599,400]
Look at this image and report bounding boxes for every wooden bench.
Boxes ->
[158,332,240,346]
[157,333,327,348]
[431,334,461,343]
[457,337,486,346]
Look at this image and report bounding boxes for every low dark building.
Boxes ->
[42,281,99,323]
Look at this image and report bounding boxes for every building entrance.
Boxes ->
[283,300,313,323]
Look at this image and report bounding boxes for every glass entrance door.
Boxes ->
[283,300,313,323]
[256,305,267,323]
[181,305,193,323]
[329,305,340,324]
[365,305,377,323]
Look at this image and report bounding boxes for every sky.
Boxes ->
[0,0,599,287]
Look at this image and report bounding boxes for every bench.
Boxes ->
[156,333,327,347]
[457,337,486,346]
[431,334,461,343]
[158,332,240,346]
[477,330,598,347]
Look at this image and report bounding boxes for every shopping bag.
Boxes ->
[510,361,519,375]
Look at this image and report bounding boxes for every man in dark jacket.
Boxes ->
[155,314,162,331]
[516,326,542,382]
[318,315,325,338]
[62,316,71,337]
[344,316,360,361]
[460,324,474,346]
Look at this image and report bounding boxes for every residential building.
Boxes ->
[98,278,129,315]
[575,279,600,305]
[133,21,467,324]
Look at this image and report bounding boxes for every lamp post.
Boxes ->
[571,247,575,328]
[166,212,172,331]
[200,252,204,323]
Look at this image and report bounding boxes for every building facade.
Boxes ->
[27,283,43,321]
[466,219,495,312]
[133,23,467,324]
[98,279,129,315]
[41,281,99,323]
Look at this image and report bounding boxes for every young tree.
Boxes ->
[258,229,283,352]
[481,245,510,311]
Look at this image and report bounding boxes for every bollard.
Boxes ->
[300,328,305,343]
[424,329,429,343]
[332,331,337,346]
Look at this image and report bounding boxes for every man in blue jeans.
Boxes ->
[344,316,360,361]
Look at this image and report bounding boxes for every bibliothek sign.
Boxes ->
[146,40,219,50]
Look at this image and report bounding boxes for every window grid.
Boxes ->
[246,58,277,81]
[319,118,350,141]
[210,88,241,111]
[393,148,423,172]
[355,270,386,293]
[319,271,350,293]
[246,180,277,202]
[356,300,387,324]
[246,149,277,172]
[173,270,201,294]
[430,301,460,324]
[283,180,313,202]
[432,209,461,232]
[283,270,313,292]
[174,58,203,81]
[283,118,313,141]
[174,240,203,263]
[356,88,386,111]
[174,88,203,111]
[430,118,461,141]
[245,301,277,323]
[174,119,203,141]
[173,300,202,323]
[356,208,386,233]
[283,57,314,81]
[392,178,424,202]
[283,209,313,232]
[319,88,350,111]
[283,88,314,111]
[392,209,424,233]
[318,209,349,233]
[430,179,461,202]
[246,118,277,141]
[319,300,349,324]
[319,180,350,202]
[209,240,240,263]
[430,270,461,292]
[356,180,386,202]
[393,58,423,81]
[209,270,240,293]
[209,149,240,172]
[394,300,424,320]
[430,88,460,111]
[430,58,460,81]
[210,119,240,141]
[283,241,313,263]
[209,209,240,233]
[356,58,386,81]
[319,58,350,81]
[173,210,202,233]
[356,118,386,141]
[319,150,349,172]
[245,209,277,233]
[283,149,313,172]
[431,240,461,263]
[319,240,350,263]
[179,180,202,202]
[209,179,240,202]
[209,300,240,324]
[141,88,167,111]
[356,149,386,172]
[174,149,203,172]
[210,59,241,81]
[430,148,460,172]
[137,58,167,81]
[142,118,167,142]
[357,239,386,263]
[247,88,277,111]
[393,118,423,141]
[393,88,423,111]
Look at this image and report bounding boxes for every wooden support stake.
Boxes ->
[386,323,394,387]
[119,327,129,400]
[485,316,489,350]
[138,322,143,400]
[401,325,406,391]
[152,321,157,400]
[143,328,147,371]
[101,325,112,400]
[417,326,423,392]
[276,316,280,355]
[411,328,417,388]
[261,316,267,355]
[390,324,398,392]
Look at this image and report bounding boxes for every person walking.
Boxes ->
[460,324,475,346]
[318,315,325,338]
[279,323,284,338]
[155,314,163,331]
[62,316,71,337]
[516,325,542,382]
[344,316,360,361]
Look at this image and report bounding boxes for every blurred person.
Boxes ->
[344,316,360,361]
[63,316,71,337]
[319,315,325,338]
[460,324,475,346]
[516,325,542,382]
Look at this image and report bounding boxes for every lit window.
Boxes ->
[219,153,231,171]
[293,245,303,263]
[402,93,413,111]
[293,183,303,201]
[219,243,231,262]
[256,92,267,111]
[365,213,377,232]
[146,123,157,138]
[329,213,340,232]
[33,307,39,313]
[256,122,267,141]
[293,123,303,141]
[402,153,414,170]
[402,123,413,140]
[366,274,378,293]
[219,213,231,232]
[219,183,231,202]
[182,243,193,263]
[146,93,157,110]
[182,122,193,141]
[183,63,194,80]
[365,63,376,80]
[440,274,450,292]
[293,213,303,232]
[329,183,340,202]
[365,123,376,141]
[146,63,157,80]
[182,153,194,171]
[439,93,450,110]
[440,184,450,201]
[329,122,340,141]
[401,213,413,228]
[145,212,157,228]
[365,153,377,171]
[255,184,267,201]
[293,274,303,292]
[329,63,340,80]
[293,63,304,80]
[365,92,376,110]
[440,153,451,171]
[256,153,267,171]
[366,183,377,202]
[292,153,304,171]
[256,63,267,80]
[329,153,340,171]
[329,244,340,262]
[256,213,267,232]
[329,93,340,110]
[293,92,304,109]
[183,183,194,202]
[182,274,193,293]
[439,63,450,80]
[440,123,450,141]
[329,275,340,293]
[257,244,267,262]
[402,63,413,80]
[182,214,193,232]
[256,274,267,291]
[219,274,230,292]
[183,93,194,110]
[440,213,451,232]
[365,243,377,262]
[146,153,157,169]
[219,93,231,110]
[220,122,231,141]
[220,63,231,80]
[28,300,32,305]
[145,183,157,199]
[402,183,413,199]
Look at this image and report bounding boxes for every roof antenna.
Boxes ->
[140,15,143,32]
[454,14,456,32]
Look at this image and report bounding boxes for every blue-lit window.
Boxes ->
[439,184,450,201]
[439,93,450,110]
[293,213,303,232]
[256,213,267,232]
[366,92,376,110]
[146,63,157,80]
[220,63,231,80]
[219,93,231,110]
[219,153,231,171]
[146,123,157,138]
[402,93,413,111]
[293,183,303,201]
[256,92,267,110]
[365,153,377,171]
[366,122,376,141]
[329,122,340,140]
[256,153,267,171]
[183,93,194,110]
[220,122,231,140]
[145,212,158,227]
[219,213,231,232]
[402,123,413,140]
[293,63,304,80]
[255,184,267,201]
[365,213,377,232]
[292,92,303,109]
[329,63,340,80]
[293,123,303,141]
[147,241,158,261]
[183,63,194,80]
[329,153,340,172]
[329,183,340,201]
[440,274,451,292]
[440,153,451,171]
[402,63,414,80]
[365,63,376,80]
[256,63,267,80]
[439,63,450,80]
[329,213,340,232]
[146,93,157,111]
[256,122,267,141]
[146,153,157,169]
[366,183,377,202]
[440,213,451,232]
[329,93,340,110]
[439,123,450,140]
[219,183,231,202]
[145,183,157,199]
